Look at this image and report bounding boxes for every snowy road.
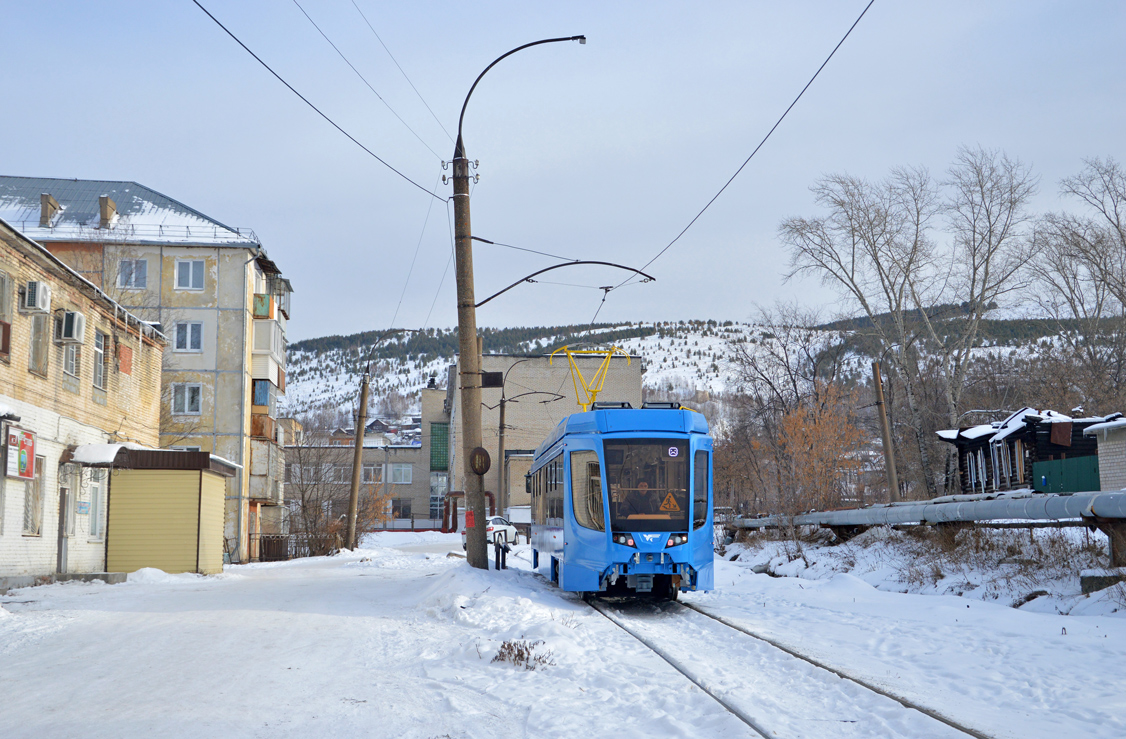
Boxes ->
[1,533,1122,738]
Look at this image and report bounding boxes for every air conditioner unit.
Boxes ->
[23,281,51,312]
[59,311,86,344]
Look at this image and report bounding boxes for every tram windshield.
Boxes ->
[605,439,689,532]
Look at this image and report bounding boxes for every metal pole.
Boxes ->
[497,394,506,515]
[346,372,370,549]
[872,361,900,503]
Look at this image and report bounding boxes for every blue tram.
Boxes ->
[527,403,714,598]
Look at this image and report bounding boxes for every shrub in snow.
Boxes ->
[492,639,555,671]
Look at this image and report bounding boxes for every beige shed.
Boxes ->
[76,447,238,575]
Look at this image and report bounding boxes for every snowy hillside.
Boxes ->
[282,308,1068,419]
[282,321,775,416]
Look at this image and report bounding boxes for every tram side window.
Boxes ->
[570,450,605,531]
[693,450,709,530]
[547,456,564,525]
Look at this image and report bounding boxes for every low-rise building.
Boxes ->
[0,177,293,562]
[0,218,163,589]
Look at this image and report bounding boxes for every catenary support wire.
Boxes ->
[191,0,442,201]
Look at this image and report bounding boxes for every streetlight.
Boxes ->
[450,35,586,570]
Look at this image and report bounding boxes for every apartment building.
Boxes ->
[0,177,292,562]
[0,217,163,588]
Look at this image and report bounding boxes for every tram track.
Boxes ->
[588,598,993,739]
[679,602,993,739]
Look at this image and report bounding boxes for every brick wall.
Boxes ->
[1096,428,1126,491]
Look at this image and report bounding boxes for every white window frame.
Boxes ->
[88,469,105,540]
[64,343,80,378]
[93,331,107,389]
[28,313,49,376]
[22,456,45,536]
[174,321,203,353]
[175,259,205,291]
[172,383,203,415]
[362,463,383,484]
[117,258,147,289]
[390,463,412,485]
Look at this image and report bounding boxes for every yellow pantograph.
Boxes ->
[549,345,631,411]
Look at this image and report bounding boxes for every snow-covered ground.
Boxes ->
[2,532,1123,738]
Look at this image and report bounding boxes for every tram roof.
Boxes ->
[535,408,709,459]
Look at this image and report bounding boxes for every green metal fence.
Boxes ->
[1032,456,1100,493]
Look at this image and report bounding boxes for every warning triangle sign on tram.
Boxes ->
[659,493,680,512]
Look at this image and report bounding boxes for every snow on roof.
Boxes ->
[70,442,149,465]
[0,401,18,420]
[936,429,959,441]
[0,176,259,247]
[960,424,997,440]
[1084,418,1126,436]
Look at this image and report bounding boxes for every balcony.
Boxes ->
[252,318,286,366]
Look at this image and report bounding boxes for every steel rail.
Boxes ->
[587,600,774,738]
[678,602,994,739]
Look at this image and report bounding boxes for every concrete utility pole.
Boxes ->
[872,361,900,503]
[346,373,370,550]
[451,35,585,570]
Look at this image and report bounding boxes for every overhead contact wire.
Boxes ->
[290,0,441,160]
[613,0,876,291]
[349,0,454,143]
[191,0,442,201]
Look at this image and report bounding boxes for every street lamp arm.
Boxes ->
[475,261,655,308]
[456,35,586,157]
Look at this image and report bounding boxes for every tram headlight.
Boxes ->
[665,534,688,547]
[613,534,636,548]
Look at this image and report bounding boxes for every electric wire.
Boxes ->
[610,0,876,293]
[422,198,458,330]
[290,0,442,159]
[388,172,444,330]
[191,0,442,201]
[349,0,454,143]
[471,236,578,263]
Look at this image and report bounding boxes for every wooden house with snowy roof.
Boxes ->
[937,408,1117,495]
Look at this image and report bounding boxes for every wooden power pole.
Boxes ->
[872,361,900,503]
[345,373,370,549]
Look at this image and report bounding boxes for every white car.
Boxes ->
[461,516,519,548]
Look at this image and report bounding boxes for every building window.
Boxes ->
[362,463,383,484]
[334,464,354,484]
[22,456,45,536]
[88,469,105,539]
[176,259,205,290]
[0,269,12,357]
[93,331,107,389]
[391,498,412,519]
[390,463,412,485]
[174,322,203,352]
[172,383,202,415]
[429,422,449,471]
[28,313,49,376]
[64,343,81,377]
[118,259,147,289]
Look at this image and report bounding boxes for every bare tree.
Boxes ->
[782,167,942,495]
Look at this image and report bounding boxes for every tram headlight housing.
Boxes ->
[613,534,636,548]
[665,534,688,547]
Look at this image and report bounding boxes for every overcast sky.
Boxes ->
[2,1,1124,341]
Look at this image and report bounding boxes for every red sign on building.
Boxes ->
[6,428,35,480]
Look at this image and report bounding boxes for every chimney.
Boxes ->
[40,193,60,227]
[99,195,116,228]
